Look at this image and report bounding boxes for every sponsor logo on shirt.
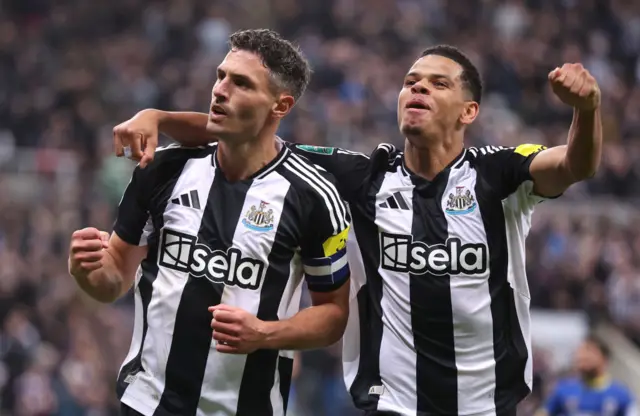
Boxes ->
[159,228,265,290]
[380,232,488,275]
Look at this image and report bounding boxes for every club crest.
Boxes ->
[242,201,275,232]
[445,186,477,215]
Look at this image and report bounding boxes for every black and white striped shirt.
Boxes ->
[290,142,549,416]
[113,143,350,416]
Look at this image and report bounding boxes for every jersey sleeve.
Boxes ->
[113,165,153,246]
[299,171,351,293]
[472,144,551,213]
[286,143,373,201]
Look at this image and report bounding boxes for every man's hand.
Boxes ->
[549,63,601,111]
[113,109,161,168]
[68,228,110,280]
[209,304,267,354]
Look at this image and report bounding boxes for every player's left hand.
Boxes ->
[208,304,267,354]
[548,63,601,111]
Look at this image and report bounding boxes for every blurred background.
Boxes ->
[1,0,639,414]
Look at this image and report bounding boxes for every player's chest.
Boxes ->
[369,170,496,276]
[153,178,301,267]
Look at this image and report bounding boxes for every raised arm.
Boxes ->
[113,109,213,167]
[528,63,602,198]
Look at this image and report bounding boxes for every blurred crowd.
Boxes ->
[1,0,639,414]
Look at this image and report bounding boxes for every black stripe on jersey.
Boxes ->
[157,175,248,415]
[348,177,386,411]
[236,190,299,416]
[180,193,190,207]
[474,180,530,412]
[409,174,458,415]
[117,150,199,400]
[278,356,293,413]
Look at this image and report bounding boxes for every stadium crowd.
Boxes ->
[0,0,639,414]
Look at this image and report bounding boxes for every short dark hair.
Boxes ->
[584,335,610,359]
[229,29,311,101]
[420,45,482,104]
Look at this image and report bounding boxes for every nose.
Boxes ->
[212,80,228,103]
[411,81,429,95]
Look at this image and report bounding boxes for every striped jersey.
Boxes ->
[113,142,350,416]
[288,142,550,416]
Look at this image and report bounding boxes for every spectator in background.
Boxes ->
[539,336,637,416]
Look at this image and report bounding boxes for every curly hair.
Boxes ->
[420,45,483,104]
[229,29,311,101]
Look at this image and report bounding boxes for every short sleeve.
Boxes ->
[472,144,550,209]
[299,172,351,293]
[286,142,373,202]
[113,166,153,246]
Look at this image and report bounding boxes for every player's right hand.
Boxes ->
[68,228,110,280]
[113,109,160,168]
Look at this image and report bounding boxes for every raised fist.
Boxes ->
[548,63,601,111]
[68,227,110,280]
[113,109,160,168]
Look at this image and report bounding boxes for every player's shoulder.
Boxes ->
[552,377,581,393]
[281,150,341,194]
[467,144,547,162]
[143,143,215,171]
[609,380,634,398]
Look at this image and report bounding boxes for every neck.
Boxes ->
[403,132,464,180]
[217,134,280,182]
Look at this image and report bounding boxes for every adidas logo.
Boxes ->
[379,191,409,210]
[171,190,201,209]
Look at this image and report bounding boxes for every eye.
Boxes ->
[405,79,416,86]
[433,80,448,88]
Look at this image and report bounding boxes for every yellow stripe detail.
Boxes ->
[514,143,546,157]
[322,226,350,257]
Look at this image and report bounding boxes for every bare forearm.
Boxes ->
[565,107,602,180]
[261,304,348,350]
[154,110,214,146]
[72,253,126,303]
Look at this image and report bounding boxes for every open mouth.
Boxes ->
[211,105,227,116]
[406,101,429,110]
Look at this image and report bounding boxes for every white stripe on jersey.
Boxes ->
[342,206,368,388]
[303,252,348,277]
[501,180,538,391]
[284,155,347,233]
[121,155,216,415]
[374,171,419,414]
[288,153,347,227]
[196,171,293,416]
[442,162,497,415]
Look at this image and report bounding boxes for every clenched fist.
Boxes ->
[68,227,110,280]
[549,63,601,111]
[113,109,160,168]
[209,304,268,354]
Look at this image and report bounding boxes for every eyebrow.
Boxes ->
[405,72,453,82]
[217,68,255,86]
